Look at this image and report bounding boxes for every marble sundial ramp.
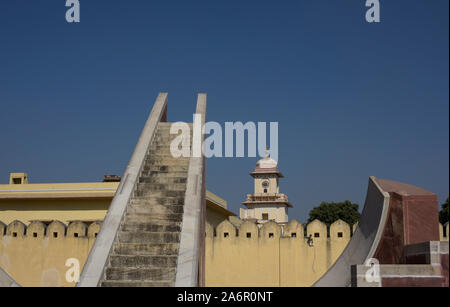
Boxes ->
[313,176,390,287]
[0,267,20,287]
[77,93,206,287]
[314,176,441,287]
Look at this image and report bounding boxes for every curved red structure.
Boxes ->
[314,176,448,287]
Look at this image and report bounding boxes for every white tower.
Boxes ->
[240,151,292,225]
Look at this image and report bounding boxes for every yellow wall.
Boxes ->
[0,220,100,287]
[3,176,445,287]
[0,181,119,225]
[205,219,350,287]
[0,198,111,225]
[2,218,447,287]
[0,180,235,287]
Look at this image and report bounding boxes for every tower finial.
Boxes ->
[265,146,270,158]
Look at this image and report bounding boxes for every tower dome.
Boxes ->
[256,156,278,169]
[256,148,278,169]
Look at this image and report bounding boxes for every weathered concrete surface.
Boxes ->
[77,93,168,287]
[0,268,20,287]
[99,122,191,287]
[313,176,390,287]
[175,94,207,287]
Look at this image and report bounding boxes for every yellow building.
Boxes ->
[0,172,234,227]
[0,172,235,287]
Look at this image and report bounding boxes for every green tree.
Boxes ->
[308,200,360,227]
[439,197,449,225]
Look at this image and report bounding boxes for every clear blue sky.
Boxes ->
[1,1,448,222]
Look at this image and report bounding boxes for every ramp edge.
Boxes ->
[313,176,390,287]
[0,268,20,287]
[77,93,168,287]
[175,94,207,287]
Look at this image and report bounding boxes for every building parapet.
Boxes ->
[0,219,102,239]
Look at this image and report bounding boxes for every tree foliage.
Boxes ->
[439,197,449,225]
[308,200,360,226]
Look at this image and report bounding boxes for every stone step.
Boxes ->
[149,142,193,149]
[150,139,171,146]
[155,130,193,136]
[98,120,193,286]
[155,126,192,132]
[156,122,193,130]
[118,231,180,244]
[140,171,188,178]
[157,122,193,128]
[146,152,185,158]
[100,280,173,287]
[147,151,190,158]
[154,135,193,140]
[127,203,184,215]
[150,138,183,145]
[152,133,192,139]
[149,145,188,150]
[155,127,193,133]
[104,267,176,281]
[143,163,189,169]
[113,242,179,255]
[146,153,190,159]
[120,221,181,233]
[144,159,190,166]
[136,183,186,191]
[125,212,184,222]
[151,133,192,141]
[109,255,178,268]
[129,197,184,206]
[133,190,185,198]
[134,192,185,201]
[155,124,192,131]
[142,165,189,173]
[138,177,187,184]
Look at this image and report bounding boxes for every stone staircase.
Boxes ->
[100,122,191,287]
